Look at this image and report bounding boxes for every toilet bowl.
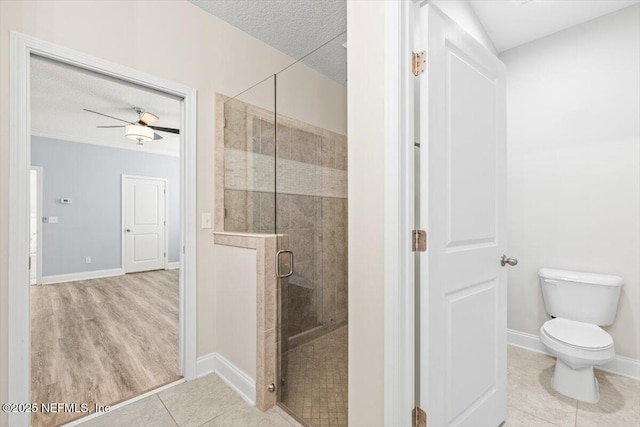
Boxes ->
[539,318,615,402]
[538,268,623,403]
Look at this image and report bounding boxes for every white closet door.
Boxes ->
[123,176,167,273]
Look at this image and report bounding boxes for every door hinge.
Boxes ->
[164,252,167,258]
[413,406,427,427]
[412,51,426,76]
[412,229,427,252]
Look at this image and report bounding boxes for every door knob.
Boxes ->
[501,255,518,267]
[125,228,131,233]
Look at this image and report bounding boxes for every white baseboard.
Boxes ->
[41,268,123,285]
[196,353,256,405]
[166,262,181,270]
[507,328,640,380]
[196,353,217,378]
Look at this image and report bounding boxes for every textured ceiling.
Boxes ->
[470,0,640,52]
[31,56,182,156]
[189,0,347,85]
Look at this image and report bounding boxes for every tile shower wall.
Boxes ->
[223,99,348,343]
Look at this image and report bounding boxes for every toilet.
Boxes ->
[538,268,623,403]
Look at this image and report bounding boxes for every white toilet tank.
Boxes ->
[539,268,623,326]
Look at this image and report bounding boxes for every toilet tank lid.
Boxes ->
[538,268,624,287]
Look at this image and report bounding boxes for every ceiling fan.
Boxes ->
[84,107,180,147]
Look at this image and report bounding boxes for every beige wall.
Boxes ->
[214,245,257,379]
[502,5,640,359]
[0,1,346,424]
[347,1,386,425]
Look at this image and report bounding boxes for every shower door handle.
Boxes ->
[276,250,294,278]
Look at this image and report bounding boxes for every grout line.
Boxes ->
[275,411,300,427]
[157,394,180,427]
[195,407,236,427]
[574,399,579,427]
[509,405,566,427]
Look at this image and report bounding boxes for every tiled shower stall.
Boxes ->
[223,100,348,341]
[216,42,348,424]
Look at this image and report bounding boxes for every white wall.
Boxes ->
[214,245,257,380]
[347,1,386,425]
[31,137,181,276]
[0,1,346,423]
[502,4,640,360]
[431,0,498,55]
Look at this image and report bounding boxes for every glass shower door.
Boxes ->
[275,31,348,427]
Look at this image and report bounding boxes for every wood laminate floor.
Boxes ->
[31,269,181,427]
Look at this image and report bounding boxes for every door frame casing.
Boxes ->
[383,1,417,426]
[29,166,44,285]
[121,174,169,273]
[8,31,198,427]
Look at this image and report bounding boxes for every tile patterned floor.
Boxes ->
[506,346,640,427]
[280,326,348,427]
[77,344,639,427]
[80,374,302,427]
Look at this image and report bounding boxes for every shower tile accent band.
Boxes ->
[224,148,347,199]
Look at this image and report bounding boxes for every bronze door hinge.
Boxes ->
[413,406,427,427]
[412,51,426,76]
[412,230,427,252]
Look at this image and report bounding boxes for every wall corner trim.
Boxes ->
[507,328,640,380]
[196,353,256,406]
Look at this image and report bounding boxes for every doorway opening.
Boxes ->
[410,2,640,426]
[8,33,197,427]
[29,55,183,427]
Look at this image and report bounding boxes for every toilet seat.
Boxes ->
[542,318,613,350]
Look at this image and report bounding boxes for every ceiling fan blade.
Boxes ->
[83,109,133,124]
[148,125,180,134]
[96,125,126,128]
[140,112,159,125]
[154,133,164,140]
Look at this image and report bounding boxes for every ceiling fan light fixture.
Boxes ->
[140,111,159,125]
[125,124,154,143]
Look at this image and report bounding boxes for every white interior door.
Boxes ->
[123,176,167,273]
[418,4,507,426]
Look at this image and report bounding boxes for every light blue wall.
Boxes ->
[31,136,180,276]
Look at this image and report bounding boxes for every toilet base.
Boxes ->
[551,359,599,403]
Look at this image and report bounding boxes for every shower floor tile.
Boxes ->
[281,326,348,427]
